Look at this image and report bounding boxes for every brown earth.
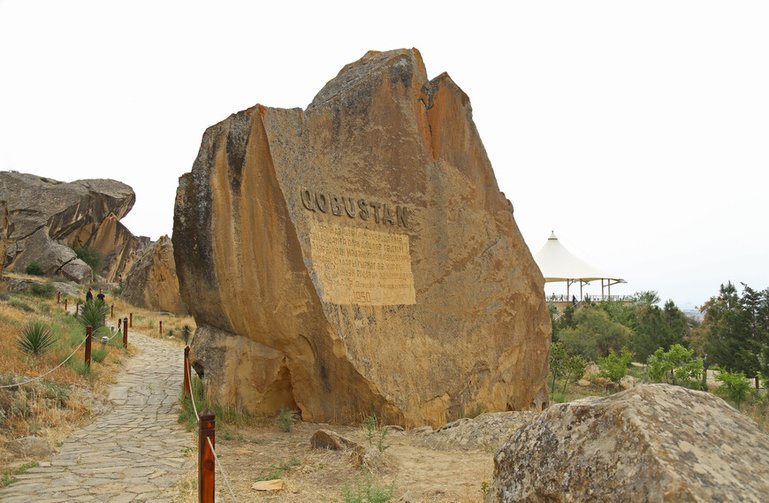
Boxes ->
[172,413,532,502]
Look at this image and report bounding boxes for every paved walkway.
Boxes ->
[0,332,194,502]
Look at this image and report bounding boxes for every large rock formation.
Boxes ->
[121,235,186,314]
[0,171,148,282]
[174,49,550,427]
[489,384,769,502]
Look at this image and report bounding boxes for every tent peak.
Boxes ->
[549,231,558,240]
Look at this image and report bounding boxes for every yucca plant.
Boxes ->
[77,299,108,331]
[18,321,57,355]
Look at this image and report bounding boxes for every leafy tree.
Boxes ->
[647,344,703,389]
[73,246,102,270]
[699,282,769,376]
[715,370,752,409]
[597,347,634,383]
[558,306,633,361]
[548,342,568,393]
[549,342,589,395]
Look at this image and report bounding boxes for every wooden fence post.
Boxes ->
[85,325,92,368]
[111,304,114,319]
[199,410,215,503]
[57,291,61,304]
[183,346,191,399]
[123,317,129,349]
[129,313,133,328]
[160,320,163,335]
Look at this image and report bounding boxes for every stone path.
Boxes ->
[0,332,194,502]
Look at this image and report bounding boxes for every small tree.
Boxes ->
[548,342,568,393]
[598,347,634,383]
[715,370,752,409]
[647,344,704,389]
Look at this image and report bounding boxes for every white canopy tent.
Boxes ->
[534,231,626,300]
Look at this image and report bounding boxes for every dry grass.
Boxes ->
[0,278,145,475]
[104,295,196,344]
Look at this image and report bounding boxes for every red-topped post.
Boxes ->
[199,410,215,503]
[183,346,191,399]
[85,325,92,368]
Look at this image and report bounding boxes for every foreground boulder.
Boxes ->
[489,384,769,502]
[0,171,145,282]
[121,235,186,314]
[174,48,550,426]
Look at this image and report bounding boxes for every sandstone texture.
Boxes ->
[0,171,147,282]
[121,235,186,314]
[174,49,550,427]
[489,384,769,502]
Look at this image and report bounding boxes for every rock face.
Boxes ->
[121,235,186,314]
[174,49,550,427]
[489,384,769,502]
[0,171,146,282]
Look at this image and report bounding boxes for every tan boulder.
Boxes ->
[121,235,186,314]
[489,384,769,502]
[0,171,144,282]
[174,48,550,427]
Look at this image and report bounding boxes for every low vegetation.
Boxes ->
[0,280,130,474]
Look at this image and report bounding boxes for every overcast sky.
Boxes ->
[1,1,767,309]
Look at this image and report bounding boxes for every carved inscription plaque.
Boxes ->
[309,221,416,306]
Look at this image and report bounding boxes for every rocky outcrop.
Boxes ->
[489,384,769,502]
[174,49,550,427]
[121,235,186,314]
[0,171,147,282]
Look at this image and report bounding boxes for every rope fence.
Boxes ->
[0,338,87,389]
[185,348,239,503]
[1,308,127,390]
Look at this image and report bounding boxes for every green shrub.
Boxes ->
[17,321,57,355]
[549,342,588,394]
[363,415,391,452]
[9,299,34,313]
[25,262,44,276]
[715,370,752,409]
[77,300,108,331]
[341,473,395,503]
[647,344,704,389]
[255,457,300,481]
[91,347,108,363]
[277,405,293,432]
[598,347,634,383]
[73,246,102,270]
[67,358,91,376]
[30,282,56,298]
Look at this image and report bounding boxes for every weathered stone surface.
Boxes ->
[0,171,144,282]
[121,235,186,314]
[174,48,550,427]
[489,384,769,502]
[310,429,360,451]
[252,479,285,491]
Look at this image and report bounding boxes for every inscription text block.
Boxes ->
[309,221,416,305]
